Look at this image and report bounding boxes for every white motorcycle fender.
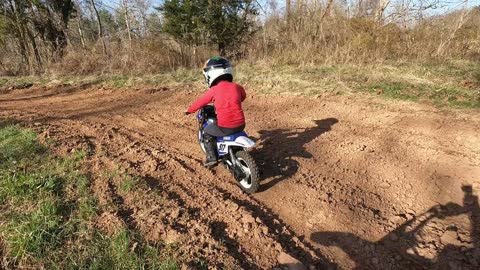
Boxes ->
[234,136,255,148]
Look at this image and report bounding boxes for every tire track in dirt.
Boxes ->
[1,85,480,269]
[24,114,328,268]
[90,118,332,268]
[41,119,266,268]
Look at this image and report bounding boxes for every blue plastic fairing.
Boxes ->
[217,132,248,142]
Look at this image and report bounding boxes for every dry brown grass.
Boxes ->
[1,4,478,79]
[46,38,216,76]
[246,5,480,65]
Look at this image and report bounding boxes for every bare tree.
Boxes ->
[435,0,471,56]
[286,0,291,22]
[122,0,132,49]
[89,0,107,54]
[133,0,152,37]
[374,0,391,22]
[5,0,30,68]
[296,0,303,11]
[74,0,87,49]
[320,0,335,24]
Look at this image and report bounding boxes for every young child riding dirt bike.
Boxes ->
[185,57,247,167]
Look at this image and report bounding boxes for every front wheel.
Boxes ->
[235,150,260,194]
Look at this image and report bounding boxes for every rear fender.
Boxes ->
[234,136,255,148]
[217,136,255,155]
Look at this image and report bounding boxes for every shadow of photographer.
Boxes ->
[311,185,480,269]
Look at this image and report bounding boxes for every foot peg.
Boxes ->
[203,160,219,167]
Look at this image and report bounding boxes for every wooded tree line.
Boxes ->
[0,0,478,75]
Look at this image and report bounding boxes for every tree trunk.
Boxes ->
[89,0,107,54]
[374,0,390,23]
[357,0,364,17]
[296,0,302,11]
[74,0,87,49]
[313,0,334,42]
[435,0,471,56]
[15,27,30,69]
[13,23,30,67]
[320,0,334,24]
[25,27,43,71]
[286,0,291,22]
[7,0,31,71]
[295,0,304,31]
[123,0,132,49]
[77,18,87,49]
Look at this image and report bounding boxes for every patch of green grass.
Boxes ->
[427,85,480,108]
[120,174,138,193]
[3,199,64,260]
[0,77,29,89]
[0,126,46,164]
[110,75,130,88]
[75,229,178,270]
[61,75,104,87]
[363,81,421,101]
[0,76,52,89]
[106,167,140,194]
[193,257,210,270]
[360,79,479,108]
[236,60,480,109]
[0,125,178,269]
[0,169,64,205]
[2,59,477,109]
[0,77,7,87]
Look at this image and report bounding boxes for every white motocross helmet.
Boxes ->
[202,57,233,87]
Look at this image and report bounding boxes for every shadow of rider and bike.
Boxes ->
[252,118,480,269]
[252,118,338,191]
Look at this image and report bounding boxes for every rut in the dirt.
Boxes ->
[1,85,479,269]
[32,118,329,268]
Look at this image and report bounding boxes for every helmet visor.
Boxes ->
[203,63,231,72]
[203,57,232,72]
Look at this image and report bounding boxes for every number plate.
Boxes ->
[219,144,226,151]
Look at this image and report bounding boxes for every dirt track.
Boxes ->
[1,84,479,269]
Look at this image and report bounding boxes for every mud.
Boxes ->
[1,84,479,269]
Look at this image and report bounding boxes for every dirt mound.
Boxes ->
[1,85,479,269]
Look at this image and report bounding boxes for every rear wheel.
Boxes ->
[234,150,260,194]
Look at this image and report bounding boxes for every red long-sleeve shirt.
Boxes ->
[187,81,246,128]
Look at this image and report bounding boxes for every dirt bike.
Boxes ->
[196,105,259,193]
